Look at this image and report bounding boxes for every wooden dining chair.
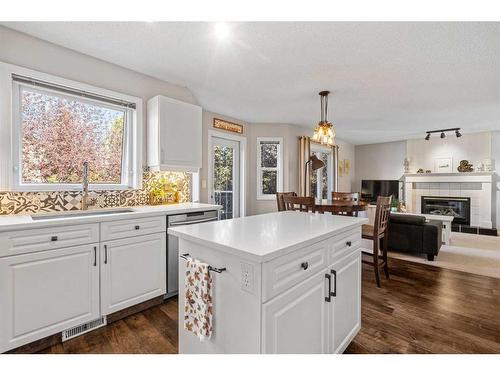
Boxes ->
[361,195,392,288]
[332,192,360,216]
[276,192,297,212]
[282,196,316,213]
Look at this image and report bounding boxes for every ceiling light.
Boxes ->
[311,91,336,146]
[214,23,230,40]
[425,133,430,141]
[455,129,462,138]
[440,132,446,139]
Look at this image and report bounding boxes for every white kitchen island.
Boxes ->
[168,211,368,354]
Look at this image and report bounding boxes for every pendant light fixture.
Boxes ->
[311,90,336,146]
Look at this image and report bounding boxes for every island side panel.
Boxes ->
[177,238,262,354]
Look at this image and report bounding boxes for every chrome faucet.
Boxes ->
[81,161,89,210]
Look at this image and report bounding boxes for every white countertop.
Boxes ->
[0,203,221,231]
[168,211,368,263]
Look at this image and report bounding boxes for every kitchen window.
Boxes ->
[11,73,141,191]
[256,137,283,200]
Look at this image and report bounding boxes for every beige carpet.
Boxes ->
[361,232,500,279]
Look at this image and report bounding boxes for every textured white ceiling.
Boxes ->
[3,22,500,145]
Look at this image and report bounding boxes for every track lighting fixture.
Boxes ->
[424,128,462,141]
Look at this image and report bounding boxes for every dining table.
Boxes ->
[313,198,369,215]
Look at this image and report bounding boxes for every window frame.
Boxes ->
[310,143,335,200]
[4,63,142,192]
[256,137,283,201]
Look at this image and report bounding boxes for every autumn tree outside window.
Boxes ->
[11,74,139,191]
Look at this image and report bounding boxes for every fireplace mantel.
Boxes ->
[401,172,495,229]
[400,172,496,184]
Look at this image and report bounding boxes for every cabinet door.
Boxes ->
[262,271,329,354]
[329,249,362,354]
[158,96,202,171]
[0,244,99,353]
[101,232,166,315]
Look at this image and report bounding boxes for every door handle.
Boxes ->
[93,246,97,267]
[104,245,108,264]
[325,273,332,302]
[331,269,337,297]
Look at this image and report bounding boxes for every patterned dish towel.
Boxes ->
[184,258,213,342]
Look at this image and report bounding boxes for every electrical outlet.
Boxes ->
[240,262,254,293]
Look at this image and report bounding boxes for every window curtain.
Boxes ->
[298,136,311,196]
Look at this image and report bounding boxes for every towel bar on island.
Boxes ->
[180,253,227,274]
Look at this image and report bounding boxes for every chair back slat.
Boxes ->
[276,192,297,212]
[374,195,392,237]
[282,196,316,213]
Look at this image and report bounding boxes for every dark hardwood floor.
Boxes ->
[39,258,500,354]
[346,258,500,354]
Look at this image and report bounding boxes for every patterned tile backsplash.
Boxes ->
[0,170,191,215]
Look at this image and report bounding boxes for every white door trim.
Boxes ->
[208,130,246,217]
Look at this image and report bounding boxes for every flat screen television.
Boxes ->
[361,180,399,204]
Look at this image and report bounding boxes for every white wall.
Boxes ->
[354,140,406,192]
[0,26,197,166]
[336,138,355,192]
[407,132,491,173]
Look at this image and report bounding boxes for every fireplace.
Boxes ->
[421,196,471,225]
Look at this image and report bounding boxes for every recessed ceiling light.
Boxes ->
[214,22,230,40]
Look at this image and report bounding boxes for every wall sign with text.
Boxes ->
[213,118,243,134]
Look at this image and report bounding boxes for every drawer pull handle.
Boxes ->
[346,241,352,247]
[331,269,337,297]
[135,225,140,230]
[104,245,108,264]
[93,246,97,267]
[51,236,58,241]
[325,273,332,302]
[300,262,309,270]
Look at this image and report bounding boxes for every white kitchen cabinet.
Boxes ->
[171,212,367,354]
[262,271,329,354]
[147,95,202,172]
[0,244,100,353]
[328,250,362,354]
[262,249,361,354]
[100,232,166,315]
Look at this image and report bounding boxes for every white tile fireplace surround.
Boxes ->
[401,172,496,229]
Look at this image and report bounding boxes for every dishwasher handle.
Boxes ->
[169,217,218,226]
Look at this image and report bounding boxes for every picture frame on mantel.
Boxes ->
[434,157,453,173]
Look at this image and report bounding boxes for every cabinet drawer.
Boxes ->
[0,224,99,258]
[262,239,328,302]
[328,227,361,264]
[101,215,166,241]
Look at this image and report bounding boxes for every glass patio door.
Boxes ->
[211,137,240,220]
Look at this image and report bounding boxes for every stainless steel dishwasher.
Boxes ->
[166,210,219,298]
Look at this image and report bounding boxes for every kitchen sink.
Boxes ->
[31,209,134,220]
